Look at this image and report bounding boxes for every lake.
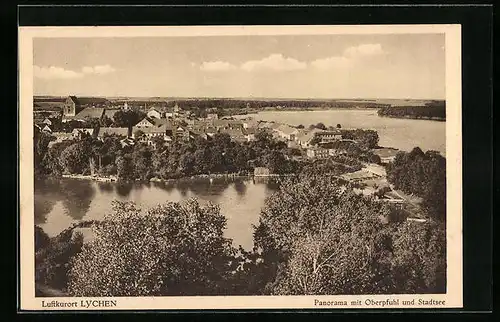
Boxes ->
[35,177,279,250]
[238,109,446,155]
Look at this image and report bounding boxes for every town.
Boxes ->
[34,95,435,222]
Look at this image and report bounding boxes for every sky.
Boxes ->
[33,34,445,99]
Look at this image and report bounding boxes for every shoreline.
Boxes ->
[56,172,291,184]
[377,114,446,122]
[231,108,446,122]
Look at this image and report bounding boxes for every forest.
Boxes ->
[35,175,446,297]
[386,147,446,222]
[377,102,446,120]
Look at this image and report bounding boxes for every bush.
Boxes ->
[35,226,50,252]
[67,200,235,296]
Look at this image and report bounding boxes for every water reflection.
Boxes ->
[34,196,57,224]
[115,183,133,197]
[233,180,247,197]
[34,178,97,221]
[97,182,114,193]
[35,177,280,248]
[59,180,96,220]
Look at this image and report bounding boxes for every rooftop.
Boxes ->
[275,124,298,135]
[71,107,105,120]
[98,127,129,137]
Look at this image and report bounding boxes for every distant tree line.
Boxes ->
[117,99,389,113]
[378,104,446,120]
[386,147,446,222]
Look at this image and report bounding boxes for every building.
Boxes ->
[72,128,95,140]
[296,128,324,148]
[372,148,399,164]
[274,124,299,141]
[147,106,170,119]
[306,147,329,159]
[242,127,257,142]
[189,129,208,140]
[120,137,135,148]
[314,130,343,143]
[364,163,387,177]
[213,119,244,131]
[207,113,219,120]
[103,108,121,121]
[317,140,354,156]
[242,118,259,129]
[48,132,73,148]
[254,167,270,177]
[257,121,275,130]
[135,117,156,128]
[174,126,190,141]
[97,127,130,140]
[135,126,173,146]
[63,96,83,117]
[41,125,52,133]
[75,107,105,121]
[219,127,247,143]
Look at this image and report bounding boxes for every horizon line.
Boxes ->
[33,94,446,101]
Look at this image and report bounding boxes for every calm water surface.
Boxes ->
[35,177,279,249]
[239,109,446,155]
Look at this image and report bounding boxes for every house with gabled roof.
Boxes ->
[41,125,52,133]
[219,127,247,143]
[242,117,259,129]
[135,117,156,128]
[296,128,325,148]
[147,107,166,119]
[274,124,299,141]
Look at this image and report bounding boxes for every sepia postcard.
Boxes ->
[19,24,462,311]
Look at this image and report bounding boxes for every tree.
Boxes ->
[115,155,134,180]
[36,227,84,291]
[151,136,165,149]
[67,200,234,296]
[315,123,327,130]
[35,225,50,252]
[59,142,92,174]
[34,130,55,175]
[336,124,342,129]
[262,150,286,174]
[113,110,146,128]
[134,129,145,139]
[386,148,446,222]
[297,124,305,129]
[84,117,101,130]
[254,176,446,295]
[100,115,113,127]
[390,221,446,293]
